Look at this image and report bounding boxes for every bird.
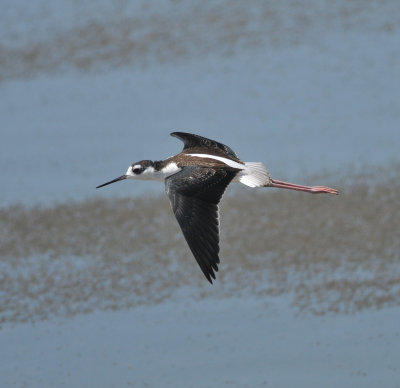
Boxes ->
[96,132,338,283]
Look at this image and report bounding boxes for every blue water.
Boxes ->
[1,2,399,206]
[1,1,400,387]
[2,297,399,388]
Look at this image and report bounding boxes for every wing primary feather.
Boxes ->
[171,132,240,161]
[165,165,238,282]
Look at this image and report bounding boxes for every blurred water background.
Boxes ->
[1,1,400,387]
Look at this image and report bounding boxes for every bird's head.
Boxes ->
[96,160,155,188]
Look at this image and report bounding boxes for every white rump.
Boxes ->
[237,162,271,188]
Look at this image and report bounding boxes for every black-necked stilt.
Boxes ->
[97,132,338,283]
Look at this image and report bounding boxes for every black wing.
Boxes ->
[171,132,241,162]
[165,166,238,283]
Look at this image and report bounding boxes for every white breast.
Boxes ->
[145,162,181,181]
[160,162,181,177]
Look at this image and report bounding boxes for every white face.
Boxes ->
[125,164,155,180]
[125,161,180,182]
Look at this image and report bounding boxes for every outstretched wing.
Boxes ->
[171,132,241,162]
[165,166,238,283]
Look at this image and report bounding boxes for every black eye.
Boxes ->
[132,166,143,174]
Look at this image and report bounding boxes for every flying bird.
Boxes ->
[97,132,338,283]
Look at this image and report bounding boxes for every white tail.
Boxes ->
[238,162,271,188]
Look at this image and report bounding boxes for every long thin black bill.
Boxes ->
[96,175,127,189]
